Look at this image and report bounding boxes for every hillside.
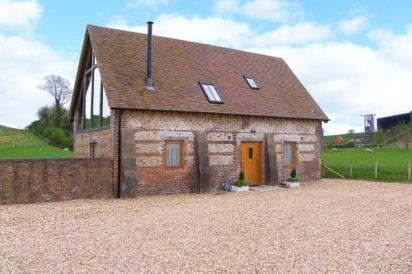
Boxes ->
[0,125,73,159]
[323,132,364,144]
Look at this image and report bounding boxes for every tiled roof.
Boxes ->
[73,25,328,121]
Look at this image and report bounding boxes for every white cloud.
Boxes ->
[109,15,328,48]
[251,40,412,135]
[338,16,368,35]
[107,13,412,135]
[0,3,73,130]
[252,22,331,46]
[214,0,301,23]
[0,0,42,30]
[369,25,412,67]
[108,13,252,48]
[1,2,409,135]
[0,34,77,128]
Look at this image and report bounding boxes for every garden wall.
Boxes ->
[0,158,114,205]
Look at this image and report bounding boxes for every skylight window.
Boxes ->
[244,76,259,90]
[199,83,223,104]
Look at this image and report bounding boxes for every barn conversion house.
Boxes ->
[69,22,329,198]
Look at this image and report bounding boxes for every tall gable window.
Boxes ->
[79,47,111,131]
[199,82,223,104]
[244,76,259,90]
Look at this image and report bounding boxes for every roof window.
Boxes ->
[199,83,223,104]
[244,76,259,90]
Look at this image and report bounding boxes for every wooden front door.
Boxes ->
[240,142,262,185]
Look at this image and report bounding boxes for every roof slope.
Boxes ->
[75,25,328,121]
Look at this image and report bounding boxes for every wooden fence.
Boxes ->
[323,161,411,182]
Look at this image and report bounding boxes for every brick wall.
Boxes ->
[121,110,323,195]
[73,128,113,158]
[0,158,114,205]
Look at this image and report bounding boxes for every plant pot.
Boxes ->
[231,185,250,192]
[283,181,300,188]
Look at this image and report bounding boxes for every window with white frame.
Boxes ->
[199,83,223,103]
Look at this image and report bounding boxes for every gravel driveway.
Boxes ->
[0,179,411,273]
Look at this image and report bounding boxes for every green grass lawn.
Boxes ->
[0,126,72,159]
[322,147,412,182]
[0,144,73,159]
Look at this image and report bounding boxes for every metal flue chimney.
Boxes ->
[146,21,154,91]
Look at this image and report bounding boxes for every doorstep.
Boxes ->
[249,185,280,192]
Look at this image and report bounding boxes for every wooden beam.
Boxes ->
[82,76,86,130]
[99,82,103,127]
[90,52,96,129]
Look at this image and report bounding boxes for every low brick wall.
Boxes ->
[0,158,114,205]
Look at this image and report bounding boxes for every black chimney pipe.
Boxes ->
[146,21,154,90]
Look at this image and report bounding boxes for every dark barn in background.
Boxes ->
[377,112,412,132]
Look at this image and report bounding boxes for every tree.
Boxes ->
[373,129,386,145]
[392,123,411,149]
[347,129,355,134]
[27,75,73,149]
[38,75,72,108]
[37,75,72,128]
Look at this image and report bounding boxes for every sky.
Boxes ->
[0,0,411,135]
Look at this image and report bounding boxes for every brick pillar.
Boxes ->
[120,128,137,198]
[265,133,279,185]
[196,131,210,193]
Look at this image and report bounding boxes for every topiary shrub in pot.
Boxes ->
[282,169,300,188]
[231,171,250,192]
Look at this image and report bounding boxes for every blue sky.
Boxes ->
[0,0,411,134]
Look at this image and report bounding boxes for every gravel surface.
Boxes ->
[0,179,411,273]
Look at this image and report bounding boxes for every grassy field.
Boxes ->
[0,126,72,159]
[322,147,412,182]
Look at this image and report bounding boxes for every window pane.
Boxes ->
[93,67,101,119]
[102,85,111,127]
[85,75,92,129]
[251,79,257,88]
[202,84,215,101]
[247,78,253,87]
[248,147,253,159]
[167,143,181,167]
[284,144,292,166]
[245,77,258,89]
[209,85,221,102]
[201,83,222,103]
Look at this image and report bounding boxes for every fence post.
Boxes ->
[374,161,378,180]
[321,160,324,177]
[408,161,411,181]
[349,161,353,178]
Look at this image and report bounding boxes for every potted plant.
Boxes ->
[284,169,300,188]
[231,171,250,192]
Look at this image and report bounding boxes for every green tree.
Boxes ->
[27,75,73,149]
[37,75,72,128]
[392,123,411,149]
[373,129,386,145]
